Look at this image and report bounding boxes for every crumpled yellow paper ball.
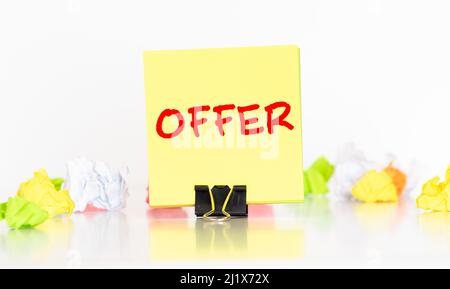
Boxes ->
[17,169,75,218]
[416,166,450,212]
[352,170,398,203]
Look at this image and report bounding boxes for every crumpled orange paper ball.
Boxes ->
[17,169,75,218]
[384,163,407,195]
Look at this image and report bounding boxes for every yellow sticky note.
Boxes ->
[144,45,303,207]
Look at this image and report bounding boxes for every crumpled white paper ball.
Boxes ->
[63,158,129,212]
[328,144,378,200]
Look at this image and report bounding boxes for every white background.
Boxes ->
[1,0,449,198]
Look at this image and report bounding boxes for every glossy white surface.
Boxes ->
[1,193,449,268]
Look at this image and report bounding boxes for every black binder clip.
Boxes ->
[195,185,248,221]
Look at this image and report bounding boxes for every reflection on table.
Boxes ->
[148,205,304,261]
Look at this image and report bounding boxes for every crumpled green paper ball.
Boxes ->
[1,197,49,229]
[51,178,65,191]
[0,202,6,221]
[304,157,335,195]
